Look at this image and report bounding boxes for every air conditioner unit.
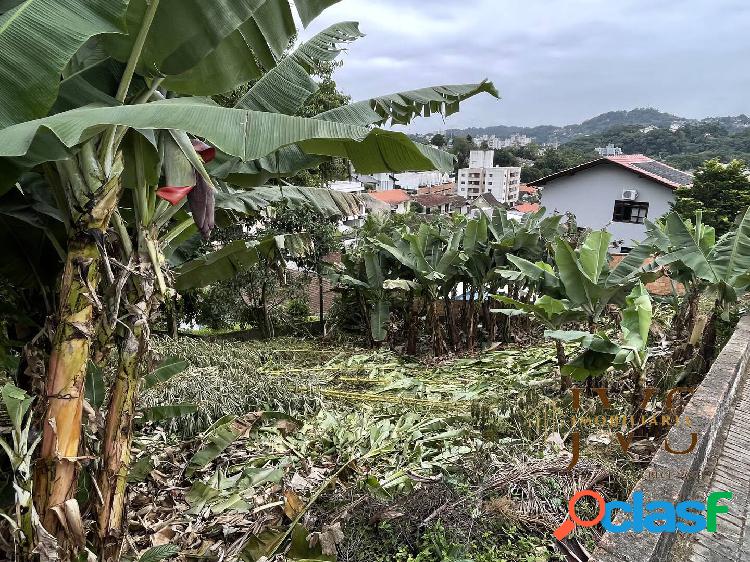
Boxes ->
[621,189,638,201]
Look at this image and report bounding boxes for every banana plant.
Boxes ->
[0,0,496,559]
[0,2,497,556]
[553,230,649,331]
[492,294,584,390]
[654,207,750,364]
[329,248,394,345]
[546,283,653,402]
[375,222,466,355]
[0,383,42,556]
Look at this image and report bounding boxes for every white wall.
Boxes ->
[469,150,494,168]
[539,163,675,247]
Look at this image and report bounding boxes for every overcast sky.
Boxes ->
[299,0,750,133]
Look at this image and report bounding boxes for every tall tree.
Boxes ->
[672,159,750,235]
[430,133,446,148]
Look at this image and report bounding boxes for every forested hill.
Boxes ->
[564,122,750,170]
[447,108,750,145]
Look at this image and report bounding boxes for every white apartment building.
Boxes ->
[595,143,623,157]
[457,150,521,203]
[474,133,534,150]
[328,180,365,193]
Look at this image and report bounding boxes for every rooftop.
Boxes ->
[519,184,538,194]
[412,194,467,208]
[369,189,412,204]
[528,154,693,190]
[513,203,541,214]
[471,193,504,208]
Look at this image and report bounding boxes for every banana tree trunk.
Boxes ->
[698,307,720,373]
[444,292,456,353]
[428,297,445,357]
[97,292,150,561]
[317,270,324,331]
[556,340,571,392]
[97,231,156,561]
[673,285,699,340]
[406,291,418,355]
[34,157,123,545]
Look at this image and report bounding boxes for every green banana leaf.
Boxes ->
[578,230,611,284]
[0,99,454,185]
[215,184,365,219]
[212,82,495,182]
[316,81,499,127]
[174,234,312,291]
[140,403,198,422]
[142,357,188,392]
[0,0,129,129]
[606,242,657,287]
[104,0,341,82]
[707,206,750,289]
[233,21,363,112]
[620,282,652,352]
[553,238,598,309]
[655,212,717,283]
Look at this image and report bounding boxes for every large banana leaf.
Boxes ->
[655,212,717,283]
[174,234,312,291]
[606,242,657,287]
[52,57,129,114]
[504,254,561,293]
[212,82,495,182]
[316,81,499,127]
[707,206,750,289]
[298,129,454,173]
[104,0,341,84]
[578,230,610,284]
[215,184,365,219]
[620,283,651,352]
[0,99,453,185]
[492,295,582,327]
[233,21,363,112]
[553,238,598,309]
[0,0,129,129]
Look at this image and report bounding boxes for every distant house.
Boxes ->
[368,189,412,214]
[511,203,542,215]
[531,154,693,251]
[417,182,456,196]
[412,194,468,215]
[469,192,505,217]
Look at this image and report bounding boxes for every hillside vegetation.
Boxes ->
[446,107,750,145]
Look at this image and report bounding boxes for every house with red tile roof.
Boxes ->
[530,154,692,251]
[512,202,541,214]
[368,189,412,214]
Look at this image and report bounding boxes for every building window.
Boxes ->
[613,200,649,224]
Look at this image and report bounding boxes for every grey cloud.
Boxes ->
[300,0,750,132]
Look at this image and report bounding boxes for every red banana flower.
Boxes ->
[156,185,194,205]
[191,139,216,163]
